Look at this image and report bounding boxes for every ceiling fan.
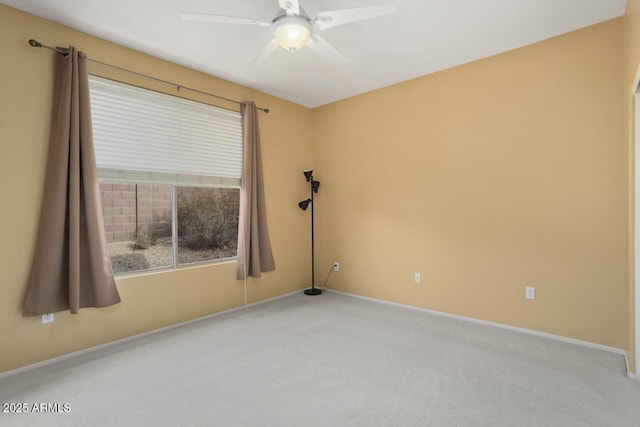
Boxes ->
[182,0,397,65]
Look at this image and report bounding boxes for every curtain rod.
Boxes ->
[28,39,270,113]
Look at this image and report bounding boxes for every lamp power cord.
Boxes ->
[319,263,336,291]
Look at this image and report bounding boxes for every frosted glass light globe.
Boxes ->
[273,16,312,51]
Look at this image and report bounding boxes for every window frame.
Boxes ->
[90,76,243,276]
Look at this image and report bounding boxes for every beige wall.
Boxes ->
[624,0,640,374]
[314,19,628,350]
[0,5,313,373]
[1,4,634,375]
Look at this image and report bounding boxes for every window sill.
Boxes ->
[113,257,238,280]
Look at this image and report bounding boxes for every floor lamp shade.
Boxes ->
[298,199,311,210]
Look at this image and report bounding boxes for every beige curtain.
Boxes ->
[23,47,121,316]
[236,102,275,279]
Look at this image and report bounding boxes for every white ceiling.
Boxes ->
[2,0,627,108]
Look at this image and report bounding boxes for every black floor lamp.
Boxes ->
[298,169,322,295]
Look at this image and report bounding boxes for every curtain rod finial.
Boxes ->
[29,39,41,47]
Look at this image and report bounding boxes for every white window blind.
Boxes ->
[89,76,242,187]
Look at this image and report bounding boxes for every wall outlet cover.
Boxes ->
[526,287,536,300]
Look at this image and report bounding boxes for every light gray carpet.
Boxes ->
[1,291,639,426]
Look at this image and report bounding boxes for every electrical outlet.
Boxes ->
[42,313,54,324]
[333,262,340,271]
[526,286,536,300]
[414,272,421,283]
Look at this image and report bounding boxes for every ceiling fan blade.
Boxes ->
[278,0,300,16]
[314,4,397,31]
[249,39,279,67]
[306,34,348,65]
[181,12,271,26]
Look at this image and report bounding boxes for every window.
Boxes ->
[90,76,242,275]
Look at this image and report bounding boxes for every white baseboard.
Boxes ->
[623,352,634,379]
[626,363,638,380]
[328,289,634,376]
[0,289,302,380]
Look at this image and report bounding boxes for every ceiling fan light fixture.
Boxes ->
[273,16,312,52]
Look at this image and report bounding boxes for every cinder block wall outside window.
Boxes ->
[100,183,172,242]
